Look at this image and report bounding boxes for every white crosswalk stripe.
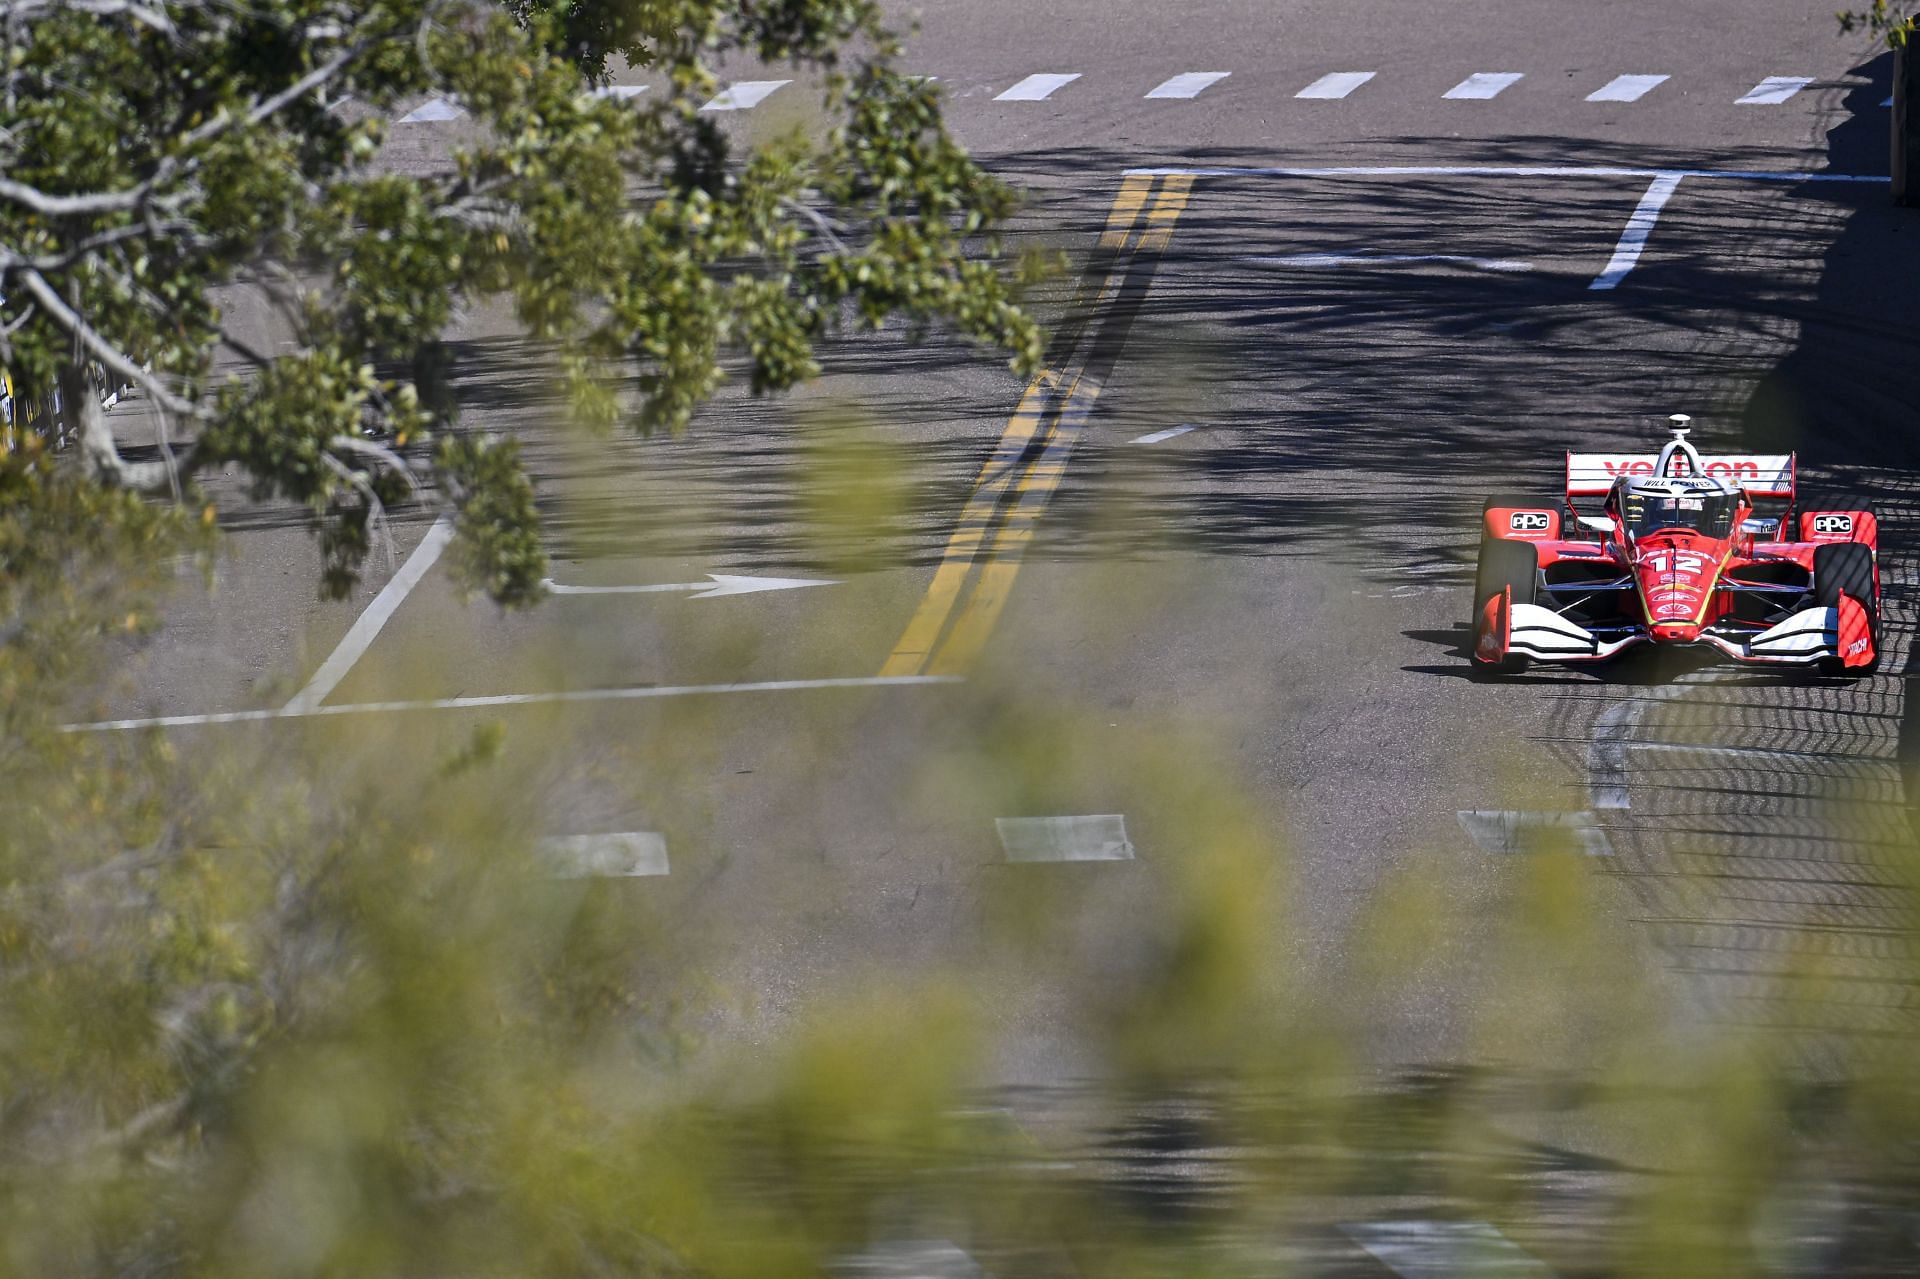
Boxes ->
[1296,71,1376,99]
[994,72,1082,101]
[699,79,791,111]
[398,97,464,123]
[1145,71,1230,100]
[392,67,1849,128]
[1444,72,1525,100]
[1587,73,1669,103]
[1737,75,1813,104]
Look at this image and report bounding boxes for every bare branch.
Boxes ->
[329,433,425,501]
[15,267,200,417]
[153,402,183,502]
[58,361,182,492]
[781,195,852,254]
[321,450,397,570]
[0,0,174,32]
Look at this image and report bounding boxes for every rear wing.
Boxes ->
[1565,452,1795,499]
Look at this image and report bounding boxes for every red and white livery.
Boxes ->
[1471,417,1880,675]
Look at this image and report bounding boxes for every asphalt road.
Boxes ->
[77,1,1920,1238]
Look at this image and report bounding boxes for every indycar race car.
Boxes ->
[1471,417,1880,675]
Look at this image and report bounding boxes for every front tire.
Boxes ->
[1813,541,1878,675]
[1471,536,1539,672]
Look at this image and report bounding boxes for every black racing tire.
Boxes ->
[1813,541,1879,675]
[1471,536,1539,672]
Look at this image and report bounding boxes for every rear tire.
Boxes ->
[1471,536,1539,672]
[1813,541,1878,675]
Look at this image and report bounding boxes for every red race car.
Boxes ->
[1471,417,1880,675]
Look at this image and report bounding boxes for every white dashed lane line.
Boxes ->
[1737,75,1814,104]
[700,79,791,111]
[393,69,1857,123]
[1145,71,1231,100]
[541,833,671,878]
[398,97,464,123]
[994,72,1082,101]
[1457,810,1615,858]
[1443,72,1526,100]
[1586,73,1670,103]
[996,815,1136,863]
[1296,71,1376,99]
[1342,1221,1555,1279]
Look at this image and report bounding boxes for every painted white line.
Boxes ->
[1589,700,1641,810]
[398,98,465,123]
[1247,252,1532,272]
[71,675,964,733]
[1588,172,1683,290]
[700,79,791,111]
[1145,71,1230,100]
[842,1241,985,1279]
[590,84,647,100]
[542,572,838,599]
[541,832,670,878]
[1120,164,1890,184]
[1444,72,1525,100]
[1129,424,1198,444]
[1342,1221,1554,1279]
[1737,76,1814,105]
[285,516,455,713]
[1629,741,1891,765]
[1296,71,1375,99]
[994,73,1082,102]
[1586,683,1694,810]
[1457,811,1615,857]
[996,815,1135,863]
[1587,74,1670,103]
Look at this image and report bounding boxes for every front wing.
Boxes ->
[1488,600,1864,667]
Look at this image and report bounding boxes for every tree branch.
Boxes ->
[0,35,368,219]
[329,433,424,498]
[58,360,182,492]
[0,0,173,33]
[15,266,200,417]
[320,450,397,570]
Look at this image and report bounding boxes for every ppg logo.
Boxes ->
[1509,511,1552,532]
[1813,514,1854,536]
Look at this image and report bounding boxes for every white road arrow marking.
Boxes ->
[543,573,839,599]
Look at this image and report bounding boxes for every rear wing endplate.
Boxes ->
[1565,452,1795,499]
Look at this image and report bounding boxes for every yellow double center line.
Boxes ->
[878,173,1195,678]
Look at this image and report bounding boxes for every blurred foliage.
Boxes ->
[1838,2,1917,48]
[10,662,1920,1274]
[0,0,1043,603]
